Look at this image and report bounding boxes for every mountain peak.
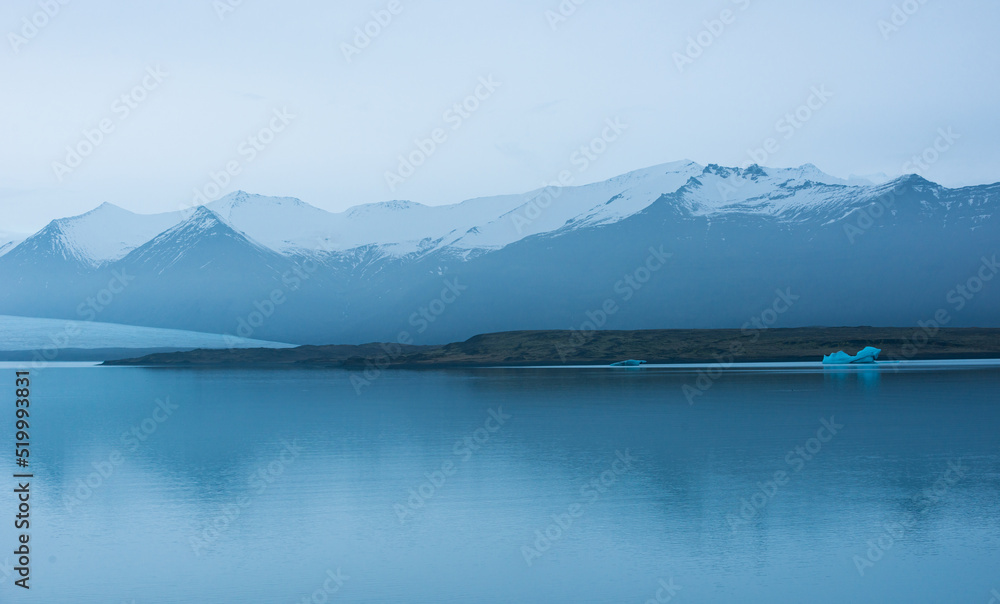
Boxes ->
[208,191,316,219]
[7,202,183,267]
[214,190,307,206]
[59,201,131,224]
[703,164,738,178]
[212,190,259,209]
[790,163,842,183]
[1,160,982,271]
[215,190,292,207]
[155,206,237,243]
[120,202,285,274]
[180,205,229,229]
[345,200,427,215]
[191,204,219,216]
[899,173,935,185]
[880,173,939,191]
[90,201,124,212]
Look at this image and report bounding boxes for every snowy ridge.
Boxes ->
[6,162,996,266]
[205,190,532,257]
[206,191,335,254]
[1,162,998,343]
[447,160,705,251]
[673,164,870,218]
[201,161,887,257]
[123,205,282,274]
[51,202,183,265]
[10,202,183,267]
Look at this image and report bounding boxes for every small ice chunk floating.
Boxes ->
[822,346,881,365]
[610,360,647,367]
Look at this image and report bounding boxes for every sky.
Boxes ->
[2,0,998,232]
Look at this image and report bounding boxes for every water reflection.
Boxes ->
[1,363,997,603]
[822,363,883,390]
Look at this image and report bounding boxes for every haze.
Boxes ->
[2,0,998,232]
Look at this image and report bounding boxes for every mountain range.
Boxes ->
[1,160,997,345]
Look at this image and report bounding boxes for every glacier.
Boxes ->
[0,314,294,352]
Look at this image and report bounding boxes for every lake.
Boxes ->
[1,361,998,602]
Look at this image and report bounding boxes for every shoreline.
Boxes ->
[100,327,1000,368]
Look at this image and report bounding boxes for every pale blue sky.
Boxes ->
[2,0,998,231]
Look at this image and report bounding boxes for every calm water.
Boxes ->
[1,362,999,603]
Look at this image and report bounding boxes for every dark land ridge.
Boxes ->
[102,327,1000,367]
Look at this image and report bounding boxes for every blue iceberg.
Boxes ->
[822,346,881,365]
[610,359,646,367]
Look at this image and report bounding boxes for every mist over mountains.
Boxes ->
[2,160,997,345]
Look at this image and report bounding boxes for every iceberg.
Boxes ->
[822,346,881,365]
[610,359,646,367]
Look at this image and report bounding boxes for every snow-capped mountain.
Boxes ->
[102,207,300,335]
[0,162,906,266]
[0,161,997,344]
[188,161,888,259]
[205,192,339,254]
[4,202,183,268]
[124,206,288,275]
